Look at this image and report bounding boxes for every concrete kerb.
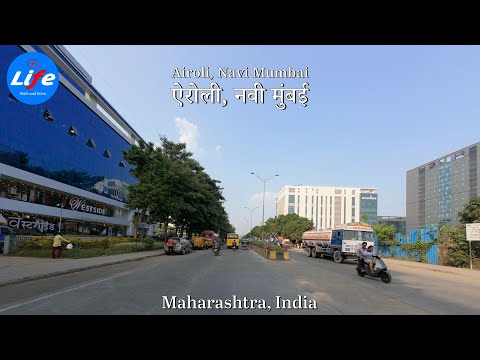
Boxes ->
[0,252,163,288]
[251,245,289,260]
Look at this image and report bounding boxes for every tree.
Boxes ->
[361,214,368,223]
[248,214,313,242]
[438,224,471,267]
[458,197,480,224]
[373,222,396,246]
[123,137,234,239]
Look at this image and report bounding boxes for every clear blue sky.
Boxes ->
[65,45,480,234]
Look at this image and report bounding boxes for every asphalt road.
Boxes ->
[0,246,479,314]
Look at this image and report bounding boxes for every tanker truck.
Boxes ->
[301,222,376,263]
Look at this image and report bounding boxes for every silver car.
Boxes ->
[164,237,192,255]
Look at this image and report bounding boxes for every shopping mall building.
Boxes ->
[0,45,146,237]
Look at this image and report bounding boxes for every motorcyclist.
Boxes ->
[213,238,220,253]
[356,241,368,270]
[365,245,376,273]
[232,240,237,249]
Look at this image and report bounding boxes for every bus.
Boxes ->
[226,233,239,248]
[201,230,215,248]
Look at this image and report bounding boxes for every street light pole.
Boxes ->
[250,172,279,226]
[244,206,259,232]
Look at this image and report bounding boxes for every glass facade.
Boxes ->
[0,45,136,203]
[360,193,378,225]
[438,163,451,225]
[0,177,118,217]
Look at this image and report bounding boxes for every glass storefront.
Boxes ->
[0,45,136,203]
[0,177,117,217]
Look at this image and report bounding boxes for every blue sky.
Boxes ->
[65,45,480,234]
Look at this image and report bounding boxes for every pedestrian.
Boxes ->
[52,232,70,259]
[166,237,175,255]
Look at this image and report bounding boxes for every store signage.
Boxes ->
[8,217,56,233]
[69,197,106,215]
[361,195,377,200]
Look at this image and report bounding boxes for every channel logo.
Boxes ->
[7,52,59,105]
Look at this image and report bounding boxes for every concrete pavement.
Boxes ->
[0,251,163,287]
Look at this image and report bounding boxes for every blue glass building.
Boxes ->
[0,45,144,236]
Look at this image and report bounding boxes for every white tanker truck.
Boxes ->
[301,222,376,263]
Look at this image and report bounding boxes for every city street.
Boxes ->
[0,247,479,315]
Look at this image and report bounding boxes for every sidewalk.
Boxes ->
[0,251,163,287]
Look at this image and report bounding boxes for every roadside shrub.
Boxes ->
[112,242,147,252]
[18,237,53,250]
[265,245,286,253]
[18,237,85,250]
[141,238,155,251]
[250,240,264,248]
[153,241,165,250]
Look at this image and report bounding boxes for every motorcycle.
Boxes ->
[356,255,392,283]
[213,246,220,256]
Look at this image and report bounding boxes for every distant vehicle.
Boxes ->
[241,238,250,250]
[226,233,239,248]
[164,237,192,255]
[201,230,216,248]
[280,239,291,248]
[302,222,376,263]
[192,235,208,250]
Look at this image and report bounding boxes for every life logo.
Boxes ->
[7,53,59,105]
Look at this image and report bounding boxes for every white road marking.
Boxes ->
[0,270,135,313]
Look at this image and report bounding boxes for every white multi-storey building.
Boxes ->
[275,186,378,230]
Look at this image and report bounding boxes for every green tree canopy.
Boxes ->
[458,197,480,224]
[373,222,396,246]
[247,213,314,241]
[123,137,234,238]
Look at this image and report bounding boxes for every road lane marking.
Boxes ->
[0,269,135,313]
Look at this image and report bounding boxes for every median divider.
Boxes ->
[251,245,289,260]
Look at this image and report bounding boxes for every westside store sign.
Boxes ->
[69,197,107,215]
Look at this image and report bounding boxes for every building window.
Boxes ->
[352,190,355,195]
[103,150,111,158]
[456,151,465,160]
[67,125,78,136]
[8,92,19,102]
[446,156,451,162]
[288,194,295,203]
[42,109,54,121]
[86,138,96,148]
[335,189,342,194]
[289,188,295,192]
[288,205,295,214]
